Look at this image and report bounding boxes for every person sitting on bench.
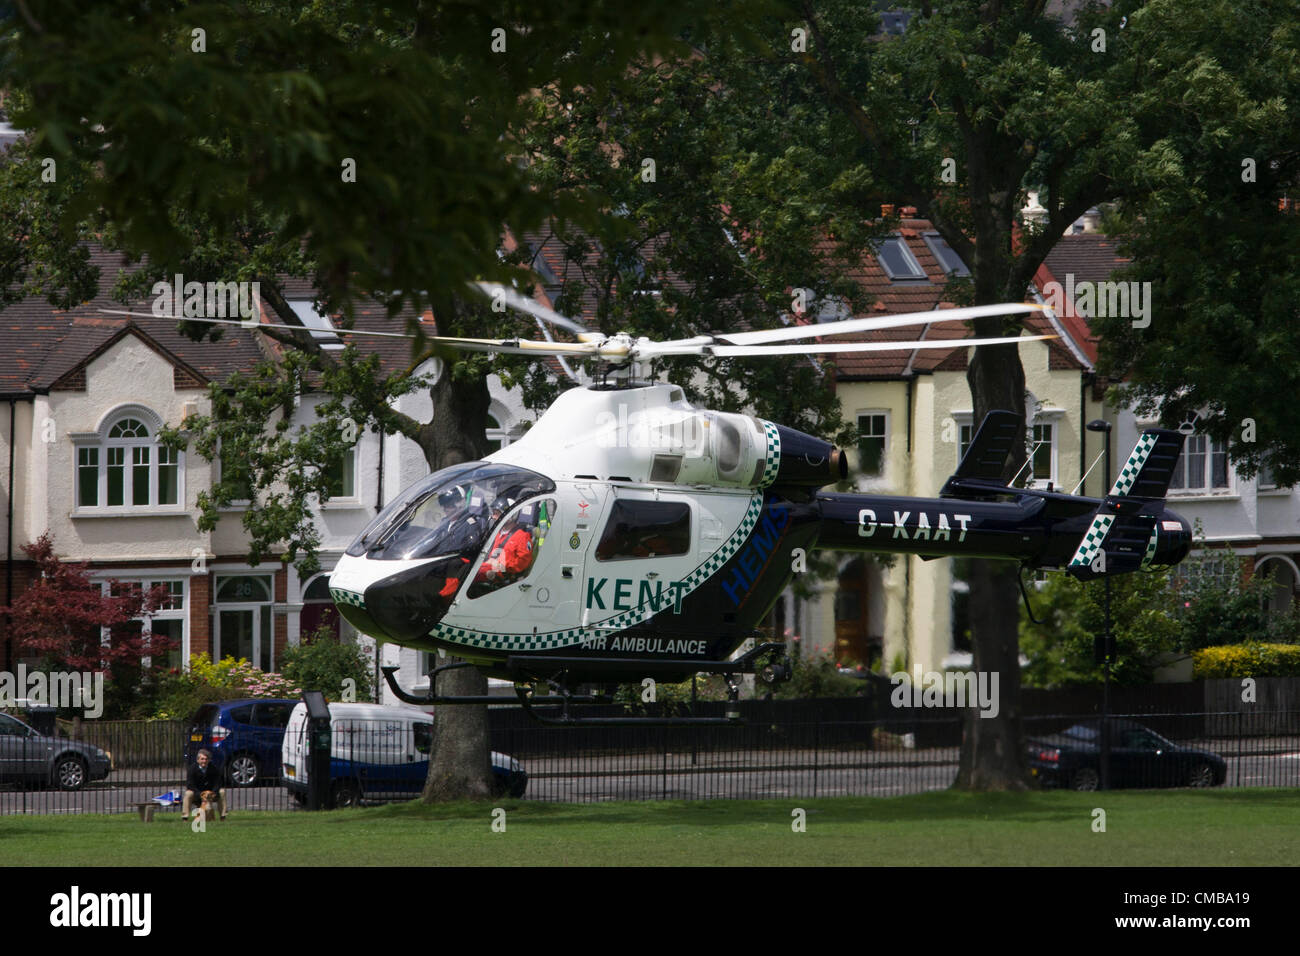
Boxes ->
[183,749,228,821]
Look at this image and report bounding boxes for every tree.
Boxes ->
[1,533,174,717]
[1019,570,1182,688]
[695,0,1285,787]
[2,0,730,799]
[1088,0,1300,485]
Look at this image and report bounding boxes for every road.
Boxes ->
[2,746,1296,813]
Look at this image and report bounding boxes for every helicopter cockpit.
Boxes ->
[346,462,555,562]
[331,462,556,645]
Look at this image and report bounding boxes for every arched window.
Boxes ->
[75,409,182,510]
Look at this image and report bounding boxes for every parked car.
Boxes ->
[280,701,527,807]
[0,712,112,790]
[184,699,299,787]
[1027,717,1227,790]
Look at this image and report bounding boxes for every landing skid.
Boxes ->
[381,644,792,726]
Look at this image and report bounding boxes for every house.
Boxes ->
[792,211,1105,675]
[0,247,532,703]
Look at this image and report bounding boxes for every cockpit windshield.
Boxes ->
[346,463,555,561]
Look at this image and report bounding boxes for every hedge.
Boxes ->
[1192,643,1300,678]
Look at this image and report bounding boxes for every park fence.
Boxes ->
[2,699,1298,816]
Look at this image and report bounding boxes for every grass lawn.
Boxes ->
[2,788,1296,866]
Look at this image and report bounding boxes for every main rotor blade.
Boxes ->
[710,333,1055,357]
[426,336,602,357]
[469,282,588,334]
[717,302,1044,345]
[98,309,420,339]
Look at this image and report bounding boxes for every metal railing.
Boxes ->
[2,705,1297,814]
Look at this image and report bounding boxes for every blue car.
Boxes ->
[184,699,299,787]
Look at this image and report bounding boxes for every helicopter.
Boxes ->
[317,285,1193,723]
[104,284,1193,724]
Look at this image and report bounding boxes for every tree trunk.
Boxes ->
[418,361,495,802]
[953,333,1030,790]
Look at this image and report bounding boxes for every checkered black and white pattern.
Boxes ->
[1108,432,1157,497]
[758,420,781,488]
[1069,513,1115,568]
[1069,432,1159,568]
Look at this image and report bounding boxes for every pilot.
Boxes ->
[475,510,538,584]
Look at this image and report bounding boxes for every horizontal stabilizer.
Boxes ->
[1067,427,1187,578]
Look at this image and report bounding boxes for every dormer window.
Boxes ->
[874,236,927,281]
[74,408,183,511]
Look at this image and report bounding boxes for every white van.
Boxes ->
[281,701,526,806]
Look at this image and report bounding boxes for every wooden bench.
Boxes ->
[132,802,161,822]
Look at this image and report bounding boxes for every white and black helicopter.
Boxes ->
[318,284,1192,723]
[107,284,1193,724]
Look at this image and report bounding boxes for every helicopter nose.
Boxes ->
[331,554,468,645]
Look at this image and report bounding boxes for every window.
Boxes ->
[75,412,183,510]
[857,413,887,477]
[325,445,357,499]
[108,578,186,670]
[958,423,973,463]
[922,232,970,277]
[219,445,255,502]
[874,236,926,280]
[288,300,345,350]
[467,498,557,599]
[1170,434,1229,492]
[485,414,507,454]
[595,500,691,561]
[1029,423,1055,486]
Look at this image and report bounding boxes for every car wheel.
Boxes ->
[1071,767,1100,791]
[508,775,527,799]
[1187,763,1216,788]
[227,754,260,788]
[332,779,362,809]
[54,756,87,791]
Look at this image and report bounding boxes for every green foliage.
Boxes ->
[1022,546,1300,687]
[769,652,873,699]
[1020,570,1183,688]
[280,625,375,702]
[1090,0,1300,483]
[1176,555,1300,649]
[1192,643,1300,678]
[153,654,301,720]
[613,675,732,715]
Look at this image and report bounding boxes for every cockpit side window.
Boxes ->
[467,499,556,599]
[595,500,691,561]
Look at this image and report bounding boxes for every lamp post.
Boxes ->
[1086,419,1113,790]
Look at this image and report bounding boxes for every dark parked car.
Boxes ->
[0,712,112,790]
[1027,718,1227,791]
[184,699,298,787]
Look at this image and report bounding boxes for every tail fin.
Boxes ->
[1067,427,1187,577]
[940,410,1020,497]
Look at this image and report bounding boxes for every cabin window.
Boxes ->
[467,498,556,599]
[595,500,691,561]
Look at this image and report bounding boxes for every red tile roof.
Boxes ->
[828,219,1093,379]
[0,247,267,394]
